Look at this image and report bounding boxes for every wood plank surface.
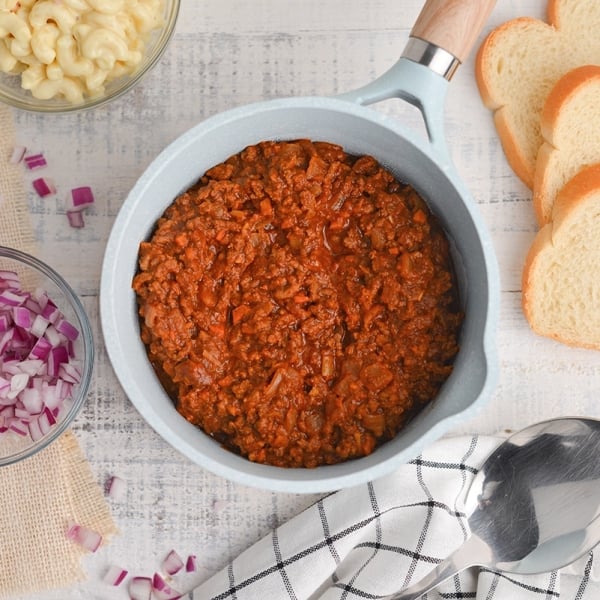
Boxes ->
[10,1,599,598]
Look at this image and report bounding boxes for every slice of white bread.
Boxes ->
[533,65,600,226]
[522,163,600,349]
[476,0,600,189]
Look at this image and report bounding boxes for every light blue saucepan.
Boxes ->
[100,0,500,493]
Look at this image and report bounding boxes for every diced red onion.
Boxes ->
[66,210,85,229]
[102,564,128,586]
[23,298,41,314]
[55,317,79,341]
[0,330,13,355]
[24,153,47,170]
[128,577,152,600]
[106,475,126,501]
[9,145,26,164]
[9,372,29,396]
[185,554,198,572]
[0,405,14,418]
[20,387,43,414]
[0,271,81,442]
[16,359,43,377]
[0,270,20,289]
[161,549,184,576]
[41,405,57,426]
[47,345,69,378]
[58,362,81,384]
[14,407,31,419]
[151,573,182,600]
[39,297,60,322]
[32,177,56,197]
[0,314,11,332]
[36,409,53,436]
[41,380,66,410]
[44,323,63,347]
[70,186,94,209]
[66,521,102,553]
[0,289,27,307]
[12,306,32,329]
[30,314,50,338]
[152,572,167,591]
[28,418,44,441]
[9,422,27,436]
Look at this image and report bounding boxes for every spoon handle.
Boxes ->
[384,535,489,600]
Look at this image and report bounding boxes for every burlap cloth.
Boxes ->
[0,105,118,597]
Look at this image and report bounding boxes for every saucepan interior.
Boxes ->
[100,96,498,492]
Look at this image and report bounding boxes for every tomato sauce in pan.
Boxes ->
[133,140,463,468]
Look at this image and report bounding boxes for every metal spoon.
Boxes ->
[386,417,600,600]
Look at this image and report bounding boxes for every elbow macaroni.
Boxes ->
[0,0,164,103]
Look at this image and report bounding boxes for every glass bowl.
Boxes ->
[0,0,180,113]
[0,246,94,466]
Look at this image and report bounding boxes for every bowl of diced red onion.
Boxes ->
[0,246,93,465]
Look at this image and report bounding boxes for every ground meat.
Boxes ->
[133,140,463,468]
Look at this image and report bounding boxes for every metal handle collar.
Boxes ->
[402,37,461,80]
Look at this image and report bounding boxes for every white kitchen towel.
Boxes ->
[192,435,599,600]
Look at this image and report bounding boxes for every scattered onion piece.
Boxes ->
[152,572,167,591]
[161,549,184,576]
[9,145,26,164]
[32,177,56,197]
[185,554,198,572]
[151,573,182,600]
[66,210,85,228]
[70,186,94,210]
[103,564,128,586]
[66,521,103,553]
[129,576,152,600]
[106,475,126,501]
[66,187,95,228]
[24,153,47,170]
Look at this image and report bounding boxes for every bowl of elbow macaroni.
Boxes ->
[0,0,179,112]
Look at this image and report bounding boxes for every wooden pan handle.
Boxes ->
[410,0,497,63]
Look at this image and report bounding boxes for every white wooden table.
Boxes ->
[11,1,600,598]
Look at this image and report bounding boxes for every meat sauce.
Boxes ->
[133,140,463,468]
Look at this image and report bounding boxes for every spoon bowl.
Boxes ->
[388,417,600,599]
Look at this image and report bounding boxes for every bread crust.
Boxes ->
[539,65,600,146]
[533,66,600,224]
[532,142,554,224]
[493,107,535,190]
[522,163,600,349]
[475,17,545,109]
[521,222,551,327]
[476,1,600,189]
[475,17,551,189]
[552,162,600,222]
[547,0,565,29]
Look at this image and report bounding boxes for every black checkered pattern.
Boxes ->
[192,436,599,600]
